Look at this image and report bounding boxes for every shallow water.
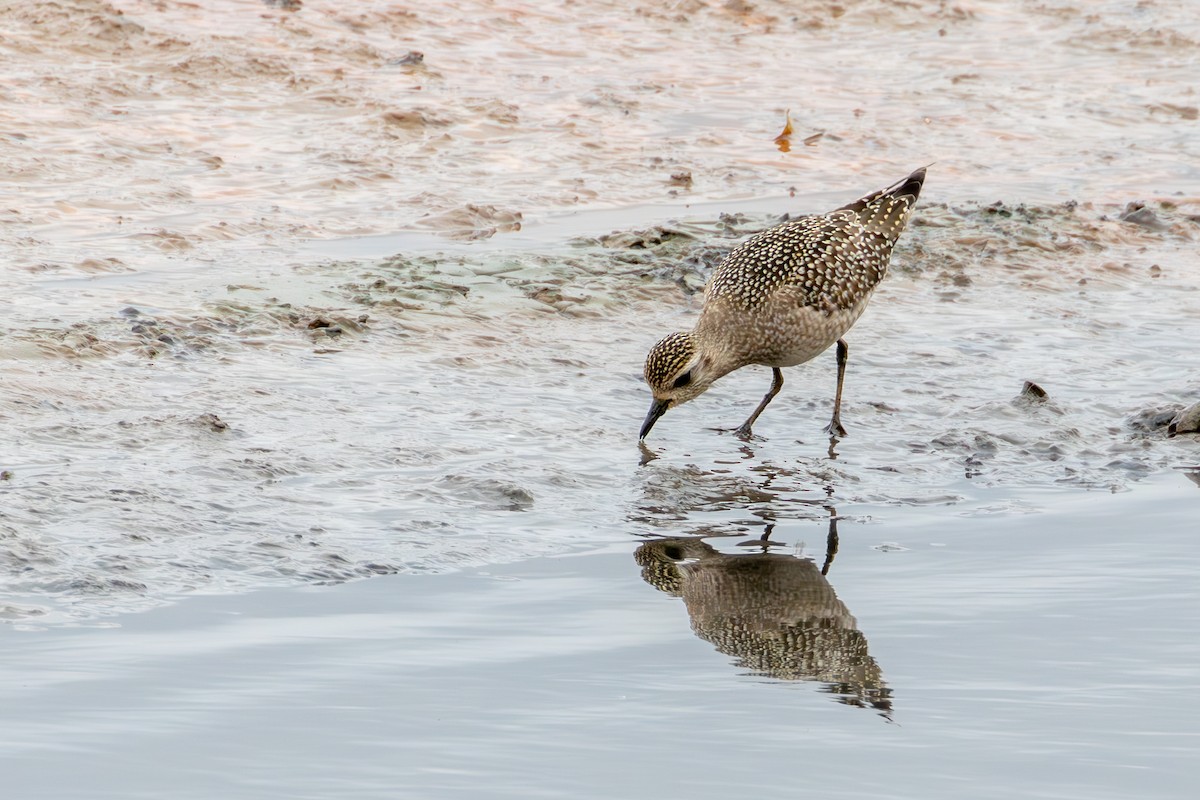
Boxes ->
[4,197,1198,621]
[3,474,1198,799]
[2,0,1200,796]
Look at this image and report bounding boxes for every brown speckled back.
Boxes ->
[706,168,925,313]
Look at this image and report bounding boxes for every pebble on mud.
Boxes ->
[391,51,424,66]
[1020,380,1048,400]
[1119,202,1169,232]
[1167,402,1200,437]
[196,413,229,432]
[668,171,693,188]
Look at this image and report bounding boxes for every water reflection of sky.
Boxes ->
[2,472,1196,799]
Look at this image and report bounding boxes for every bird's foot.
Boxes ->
[824,418,847,437]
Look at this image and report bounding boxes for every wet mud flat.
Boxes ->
[4,0,1200,281]
[2,191,1198,621]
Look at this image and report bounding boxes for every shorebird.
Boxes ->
[634,524,891,714]
[639,167,926,440]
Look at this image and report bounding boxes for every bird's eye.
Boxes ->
[672,371,692,389]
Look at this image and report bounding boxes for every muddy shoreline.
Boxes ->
[3,193,1199,623]
[2,0,1199,623]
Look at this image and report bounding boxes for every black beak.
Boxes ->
[639,398,670,440]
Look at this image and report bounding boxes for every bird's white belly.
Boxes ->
[707,294,873,369]
[767,303,864,366]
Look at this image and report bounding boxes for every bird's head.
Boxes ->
[639,332,716,439]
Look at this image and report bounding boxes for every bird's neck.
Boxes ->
[691,325,751,384]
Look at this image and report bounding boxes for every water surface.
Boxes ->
[3,473,1197,799]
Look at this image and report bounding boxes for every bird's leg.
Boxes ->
[752,522,776,552]
[735,367,784,439]
[824,339,849,437]
[821,507,839,576]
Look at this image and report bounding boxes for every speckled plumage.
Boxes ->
[640,167,926,440]
[641,331,695,389]
[634,537,891,712]
[708,197,907,312]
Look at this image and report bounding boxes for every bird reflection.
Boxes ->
[634,515,891,716]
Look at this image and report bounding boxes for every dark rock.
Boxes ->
[1167,402,1200,437]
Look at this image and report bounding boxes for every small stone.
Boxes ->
[390,51,424,66]
[668,171,693,188]
[1167,402,1200,437]
[1021,380,1048,399]
[1119,203,1168,231]
[196,413,228,432]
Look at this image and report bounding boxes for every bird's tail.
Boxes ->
[838,166,927,241]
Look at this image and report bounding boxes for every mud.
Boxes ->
[4,190,1200,622]
[2,1,1200,624]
